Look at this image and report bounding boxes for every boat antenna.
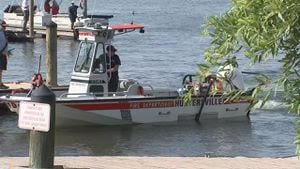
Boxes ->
[26,55,42,97]
[91,0,97,20]
[37,54,42,73]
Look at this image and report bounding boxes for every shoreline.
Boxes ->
[0,156,299,169]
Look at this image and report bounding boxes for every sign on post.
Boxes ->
[18,101,51,132]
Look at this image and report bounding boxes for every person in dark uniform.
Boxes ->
[106,45,121,92]
[68,1,79,29]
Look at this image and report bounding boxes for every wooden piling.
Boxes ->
[29,0,34,38]
[45,22,58,87]
[29,85,56,169]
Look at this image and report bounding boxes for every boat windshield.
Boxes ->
[74,42,95,73]
[92,43,106,74]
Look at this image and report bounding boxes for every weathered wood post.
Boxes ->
[29,85,56,169]
[46,21,58,87]
[29,0,34,38]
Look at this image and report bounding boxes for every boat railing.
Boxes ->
[58,90,144,99]
[182,74,196,85]
[59,92,98,99]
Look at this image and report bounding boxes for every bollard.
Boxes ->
[29,84,56,169]
[45,21,58,87]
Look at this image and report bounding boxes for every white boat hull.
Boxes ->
[5,94,250,126]
[54,96,251,126]
[4,94,251,126]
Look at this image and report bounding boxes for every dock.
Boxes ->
[3,10,75,41]
[5,24,75,42]
[6,24,74,37]
[0,156,299,169]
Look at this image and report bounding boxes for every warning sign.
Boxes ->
[18,101,51,132]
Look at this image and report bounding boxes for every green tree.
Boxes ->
[203,0,300,155]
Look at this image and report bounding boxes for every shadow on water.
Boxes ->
[55,117,254,157]
[0,111,296,158]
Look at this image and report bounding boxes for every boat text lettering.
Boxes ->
[175,98,223,107]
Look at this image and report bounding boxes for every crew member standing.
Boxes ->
[106,45,121,92]
[68,1,79,29]
[22,0,29,31]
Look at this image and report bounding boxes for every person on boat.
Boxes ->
[44,0,60,15]
[0,20,9,89]
[68,1,79,29]
[21,0,29,31]
[44,0,51,13]
[51,0,60,15]
[106,45,121,92]
[79,0,86,17]
[217,64,245,92]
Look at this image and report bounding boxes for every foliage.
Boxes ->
[203,0,300,155]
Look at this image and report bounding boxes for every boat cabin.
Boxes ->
[68,19,145,97]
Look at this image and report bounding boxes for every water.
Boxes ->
[0,0,297,157]
[0,110,296,158]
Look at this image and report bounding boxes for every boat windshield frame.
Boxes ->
[74,41,106,74]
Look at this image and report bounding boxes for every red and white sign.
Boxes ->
[18,101,51,132]
[78,32,96,41]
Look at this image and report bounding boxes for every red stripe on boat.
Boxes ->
[66,100,175,111]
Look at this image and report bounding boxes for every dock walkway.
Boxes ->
[0,156,299,169]
[6,24,74,37]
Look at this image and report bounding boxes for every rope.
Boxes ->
[195,80,214,122]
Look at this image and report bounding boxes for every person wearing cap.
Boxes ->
[106,45,121,92]
[22,0,29,31]
[0,20,9,89]
[68,1,79,29]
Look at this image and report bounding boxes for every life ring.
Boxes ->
[31,73,43,88]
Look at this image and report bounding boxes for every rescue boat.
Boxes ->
[0,18,253,126]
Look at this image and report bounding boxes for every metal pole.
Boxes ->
[29,0,34,38]
[46,21,58,87]
[29,85,56,169]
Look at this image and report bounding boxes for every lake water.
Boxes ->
[0,0,297,158]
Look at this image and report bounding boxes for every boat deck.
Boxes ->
[3,82,31,90]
